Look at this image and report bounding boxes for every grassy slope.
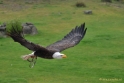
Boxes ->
[0,0,124,83]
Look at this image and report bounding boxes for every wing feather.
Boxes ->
[46,23,87,52]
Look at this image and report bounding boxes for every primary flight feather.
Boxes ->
[6,22,87,66]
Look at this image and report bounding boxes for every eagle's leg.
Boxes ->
[27,55,37,62]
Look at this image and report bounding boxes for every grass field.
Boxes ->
[0,0,124,83]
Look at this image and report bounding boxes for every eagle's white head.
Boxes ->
[53,52,67,59]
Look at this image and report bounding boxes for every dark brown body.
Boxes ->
[34,50,55,59]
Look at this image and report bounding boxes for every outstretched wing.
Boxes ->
[6,22,46,51]
[46,23,87,52]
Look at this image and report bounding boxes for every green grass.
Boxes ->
[0,0,124,83]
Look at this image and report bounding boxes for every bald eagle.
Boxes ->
[7,23,87,67]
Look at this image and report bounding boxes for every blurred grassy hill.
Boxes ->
[0,0,124,83]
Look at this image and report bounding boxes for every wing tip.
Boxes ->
[6,23,23,37]
[79,22,87,32]
[63,22,87,40]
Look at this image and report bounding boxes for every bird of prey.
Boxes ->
[7,22,87,67]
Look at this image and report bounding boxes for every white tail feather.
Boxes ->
[21,52,35,60]
[21,55,31,60]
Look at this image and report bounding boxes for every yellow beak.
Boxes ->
[62,55,67,58]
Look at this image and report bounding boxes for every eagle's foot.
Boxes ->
[27,56,37,68]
